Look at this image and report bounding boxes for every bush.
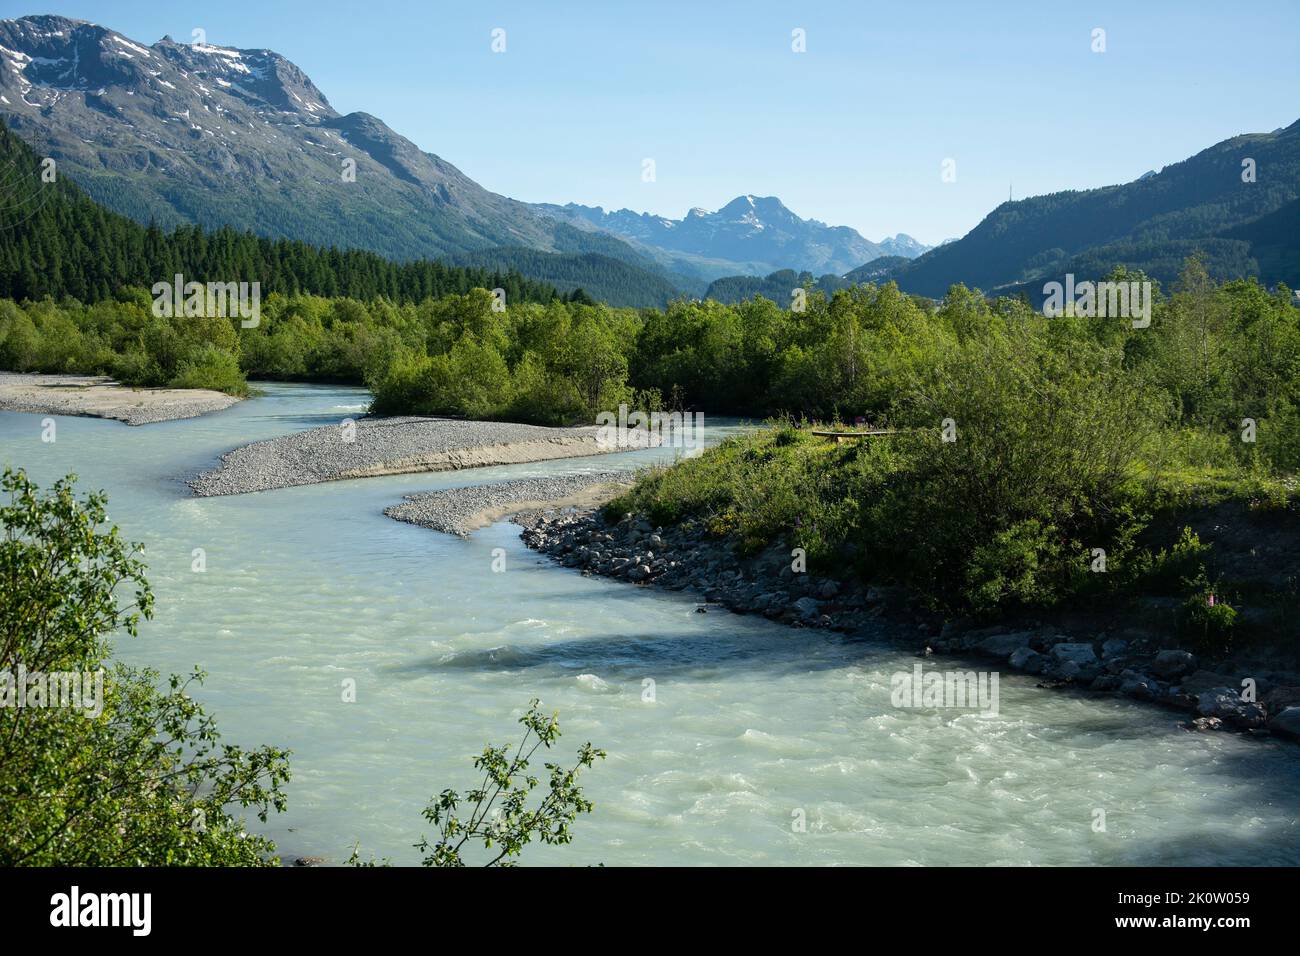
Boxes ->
[0,469,289,865]
[1180,592,1238,657]
[1130,526,1212,594]
[169,343,249,395]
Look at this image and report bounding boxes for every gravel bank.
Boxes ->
[385,471,632,536]
[0,372,240,425]
[519,506,1300,743]
[190,416,652,497]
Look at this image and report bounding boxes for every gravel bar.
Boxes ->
[0,372,240,425]
[384,471,632,536]
[189,415,652,497]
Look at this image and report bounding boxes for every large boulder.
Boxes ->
[1050,643,1099,666]
[1120,673,1157,701]
[1269,706,1300,741]
[977,631,1034,658]
[1151,649,1197,680]
[1045,643,1100,682]
[792,597,821,621]
[1009,646,1045,673]
[1100,638,1129,660]
[1177,670,1238,696]
[1196,687,1267,730]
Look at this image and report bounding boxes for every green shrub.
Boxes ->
[1130,526,1212,594]
[170,343,249,395]
[0,469,289,865]
[1180,591,1238,657]
[963,519,1061,613]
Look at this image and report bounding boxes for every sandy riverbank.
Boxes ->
[0,372,241,425]
[190,416,654,497]
[385,472,632,536]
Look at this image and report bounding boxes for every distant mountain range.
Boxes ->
[530,196,930,281]
[0,14,1293,309]
[0,14,689,305]
[0,15,921,306]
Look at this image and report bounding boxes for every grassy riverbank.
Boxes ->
[608,426,1297,656]
[607,262,1300,661]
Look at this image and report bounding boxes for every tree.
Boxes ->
[0,469,290,865]
[350,699,605,867]
[416,699,605,867]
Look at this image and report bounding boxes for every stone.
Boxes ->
[1029,632,1064,652]
[792,597,821,620]
[1177,670,1238,696]
[1263,685,1300,714]
[1151,649,1197,680]
[1009,646,1045,673]
[1196,687,1267,730]
[1050,643,1098,666]
[1268,706,1300,741]
[977,631,1034,658]
[1100,638,1128,660]
[1120,676,1155,701]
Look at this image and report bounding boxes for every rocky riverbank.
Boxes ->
[386,471,632,536]
[0,372,240,425]
[518,505,1300,744]
[190,416,654,497]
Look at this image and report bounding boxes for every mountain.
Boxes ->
[843,256,913,284]
[0,14,680,306]
[876,234,932,258]
[887,120,1300,297]
[1219,195,1300,284]
[0,117,562,306]
[531,195,924,282]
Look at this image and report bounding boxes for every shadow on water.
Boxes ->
[1108,772,1300,866]
[383,627,887,682]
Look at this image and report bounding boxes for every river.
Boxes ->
[3,382,1298,865]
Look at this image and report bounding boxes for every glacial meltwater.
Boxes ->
[4,383,1299,865]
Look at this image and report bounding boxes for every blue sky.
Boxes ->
[12,1,1300,245]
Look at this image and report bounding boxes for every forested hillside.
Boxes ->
[703,270,847,305]
[449,246,694,307]
[0,121,561,307]
[890,120,1300,297]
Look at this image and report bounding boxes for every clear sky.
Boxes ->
[10,1,1299,245]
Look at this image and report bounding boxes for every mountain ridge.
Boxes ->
[883,119,1300,297]
[0,14,691,306]
[530,195,931,281]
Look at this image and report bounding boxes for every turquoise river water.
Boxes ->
[3,382,1298,865]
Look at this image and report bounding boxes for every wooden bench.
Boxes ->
[810,429,897,444]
